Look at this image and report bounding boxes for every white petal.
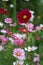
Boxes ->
[24,47,28,51]
[25,0,30,1]
[14,33,26,39]
[30,15,34,22]
[1,30,7,33]
[0,22,3,27]
[30,10,34,14]
[40,24,43,27]
[0,45,4,51]
[13,62,16,65]
[32,46,38,51]
[2,0,9,1]
[22,34,26,39]
[17,60,24,65]
[28,46,32,52]
[8,37,14,44]
[17,55,26,60]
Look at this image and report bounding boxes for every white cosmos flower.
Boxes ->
[0,30,7,33]
[13,48,26,60]
[13,60,24,65]
[24,46,38,52]
[14,33,26,39]
[8,37,14,44]
[0,22,3,27]
[0,45,4,51]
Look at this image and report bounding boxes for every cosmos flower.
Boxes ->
[14,38,25,46]
[4,28,13,37]
[7,31,13,37]
[4,18,12,23]
[9,23,17,27]
[25,23,34,32]
[17,9,34,24]
[13,60,24,65]
[13,33,26,39]
[0,22,3,27]
[0,35,8,45]
[0,8,7,14]
[24,46,38,52]
[13,48,26,60]
[0,29,7,33]
[35,36,41,41]
[33,53,40,62]
[36,26,41,30]
[0,45,4,51]
[19,28,28,33]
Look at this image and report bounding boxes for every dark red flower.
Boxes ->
[0,8,8,14]
[19,28,28,33]
[17,9,31,24]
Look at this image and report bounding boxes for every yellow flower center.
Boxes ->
[18,63,20,65]
[30,48,32,51]
[23,15,27,19]
[16,52,21,56]
[23,29,27,32]
[41,27,43,29]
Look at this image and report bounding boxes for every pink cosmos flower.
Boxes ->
[33,56,40,62]
[14,38,25,46]
[7,31,13,37]
[13,48,25,60]
[25,23,34,32]
[9,23,17,27]
[25,23,34,29]
[0,35,8,45]
[5,28,13,37]
[35,36,41,41]
[4,18,12,23]
[33,53,40,62]
[36,26,41,30]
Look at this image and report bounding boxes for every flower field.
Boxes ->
[0,0,43,65]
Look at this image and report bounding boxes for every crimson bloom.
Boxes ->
[19,28,28,33]
[17,9,31,24]
[0,8,8,14]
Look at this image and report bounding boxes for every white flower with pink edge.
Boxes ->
[13,60,24,65]
[13,48,26,60]
[4,18,12,23]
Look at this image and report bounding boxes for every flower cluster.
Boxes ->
[0,9,43,65]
